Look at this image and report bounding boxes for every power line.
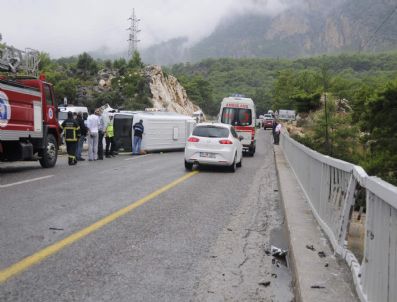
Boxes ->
[359,4,397,52]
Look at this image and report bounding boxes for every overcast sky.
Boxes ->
[1,0,290,58]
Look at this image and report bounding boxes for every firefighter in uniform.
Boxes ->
[61,111,81,165]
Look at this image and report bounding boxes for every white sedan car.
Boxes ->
[184,123,243,172]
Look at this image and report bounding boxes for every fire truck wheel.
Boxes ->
[40,134,58,168]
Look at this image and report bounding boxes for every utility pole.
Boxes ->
[127,9,141,59]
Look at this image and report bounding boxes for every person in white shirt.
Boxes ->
[86,109,100,161]
[274,120,282,145]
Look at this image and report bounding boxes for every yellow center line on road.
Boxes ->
[0,171,199,284]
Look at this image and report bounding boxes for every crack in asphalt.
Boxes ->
[192,131,289,302]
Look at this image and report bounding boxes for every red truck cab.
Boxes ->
[0,75,60,167]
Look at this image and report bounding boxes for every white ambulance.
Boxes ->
[218,95,256,156]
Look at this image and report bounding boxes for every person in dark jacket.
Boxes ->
[97,110,105,160]
[272,119,281,145]
[132,119,144,155]
[76,112,87,161]
[61,111,81,165]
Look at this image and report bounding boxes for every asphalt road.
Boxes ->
[0,130,291,301]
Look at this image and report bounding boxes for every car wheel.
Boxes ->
[229,154,237,172]
[236,154,242,167]
[184,160,193,171]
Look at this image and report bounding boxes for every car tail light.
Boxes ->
[219,139,233,144]
[188,137,200,142]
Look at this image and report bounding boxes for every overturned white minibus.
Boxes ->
[113,112,196,152]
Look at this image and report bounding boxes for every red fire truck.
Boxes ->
[0,43,60,167]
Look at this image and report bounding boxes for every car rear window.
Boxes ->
[221,108,252,126]
[192,126,229,138]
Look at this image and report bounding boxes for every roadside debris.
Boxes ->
[318,251,326,258]
[270,245,288,258]
[259,281,271,287]
[311,285,326,289]
[324,263,329,267]
[49,227,64,231]
[306,244,315,251]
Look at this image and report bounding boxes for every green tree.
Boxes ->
[292,92,321,113]
[38,52,53,72]
[53,78,80,104]
[104,59,112,69]
[178,75,217,115]
[128,51,144,69]
[76,52,98,79]
[359,80,397,183]
[112,69,151,110]
[273,69,298,109]
[113,58,127,75]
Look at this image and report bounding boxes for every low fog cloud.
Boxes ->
[1,0,291,58]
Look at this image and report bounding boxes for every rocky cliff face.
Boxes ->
[144,65,201,115]
[141,0,397,64]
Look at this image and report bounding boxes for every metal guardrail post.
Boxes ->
[337,175,357,248]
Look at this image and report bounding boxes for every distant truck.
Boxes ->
[278,109,296,121]
[0,44,60,167]
[192,110,205,123]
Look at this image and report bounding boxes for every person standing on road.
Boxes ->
[76,112,87,161]
[274,120,281,145]
[272,119,277,143]
[105,115,116,158]
[97,110,105,160]
[60,111,80,166]
[87,109,100,161]
[83,112,88,127]
[132,119,144,155]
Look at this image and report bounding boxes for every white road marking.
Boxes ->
[0,175,54,188]
[124,154,150,161]
[98,154,152,174]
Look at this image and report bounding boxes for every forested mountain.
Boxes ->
[169,52,397,184]
[141,0,397,65]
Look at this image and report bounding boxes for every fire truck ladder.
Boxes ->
[0,44,40,75]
